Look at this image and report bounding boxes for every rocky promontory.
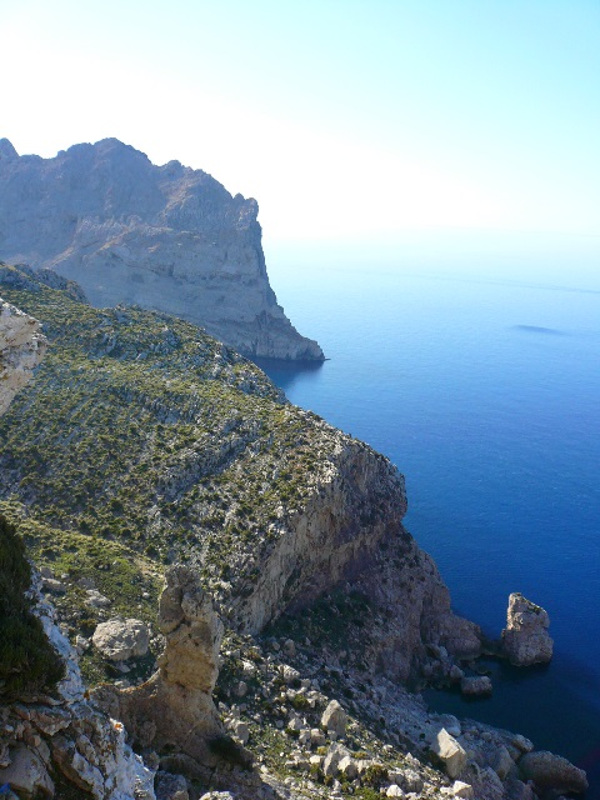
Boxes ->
[0,265,588,799]
[0,138,323,362]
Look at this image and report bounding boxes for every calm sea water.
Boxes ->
[259,257,600,793]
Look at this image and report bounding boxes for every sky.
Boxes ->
[2,0,599,256]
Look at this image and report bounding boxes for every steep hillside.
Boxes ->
[0,265,589,799]
[0,264,477,680]
[0,138,324,361]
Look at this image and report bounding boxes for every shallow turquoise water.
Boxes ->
[259,260,600,793]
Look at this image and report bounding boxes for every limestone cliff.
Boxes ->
[0,138,323,361]
[0,295,46,414]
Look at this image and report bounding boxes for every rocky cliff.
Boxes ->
[0,138,323,362]
[0,265,588,799]
[0,294,46,414]
[0,264,476,683]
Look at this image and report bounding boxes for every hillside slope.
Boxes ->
[0,263,478,681]
[0,138,324,361]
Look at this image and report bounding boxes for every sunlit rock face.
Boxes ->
[0,297,47,414]
[0,138,324,361]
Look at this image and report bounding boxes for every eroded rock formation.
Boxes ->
[501,593,553,666]
[94,567,230,774]
[0,138,323,361]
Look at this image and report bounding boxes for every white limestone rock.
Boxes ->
[321,699,347,738]
[432,728,467,779]
[93,619,150,662]
[0,744,54,798]
[0,297,46,415]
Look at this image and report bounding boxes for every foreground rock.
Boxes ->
[0,574,156,799]
[0,138,324,361]
[519,751,589,795]
[0,296,46,414]
[93,618,150,661]
[502,593,553,666]
[94,566,234,774]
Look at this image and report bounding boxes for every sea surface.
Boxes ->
[259,253,600,795]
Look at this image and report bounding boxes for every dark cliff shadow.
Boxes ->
[251,357,325,394]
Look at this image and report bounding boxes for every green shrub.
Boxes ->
[0,514,65,698]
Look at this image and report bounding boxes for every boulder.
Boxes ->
[431,728,467,779]
[460,675,492,696]
[321,699,347,738]
[386,786,405,798]
[502,593,553,666]
[452,781,474,798]
[155,771,190,800]
[0,745,54,798]
[322,743,350,778]
[92,618,150,661]
[519,751,588,796]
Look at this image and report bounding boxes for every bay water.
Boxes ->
[259,247,600,792]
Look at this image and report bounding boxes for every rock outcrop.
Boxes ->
[94,567,229,773]
[501,593,553,666]
[519,751,589,796]
[0,138,324,361]
[0,296,46,414]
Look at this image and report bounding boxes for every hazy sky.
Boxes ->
[2,0,599,248]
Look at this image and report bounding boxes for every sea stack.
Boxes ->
[501,592,553,666]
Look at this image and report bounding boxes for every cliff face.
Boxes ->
[0,295,46,414]
[0,138,323,361]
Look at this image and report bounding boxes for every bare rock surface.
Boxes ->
[95,566,227,770]
[502,593,553,666]
[92,619,150,661]
[320,700,347,738]
[431,728,467,779]
[519,750,589,795]
[0,296,46,414]
[157,565,223,692]
[0,138,323,361]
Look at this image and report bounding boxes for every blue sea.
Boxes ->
[260,246,600,794]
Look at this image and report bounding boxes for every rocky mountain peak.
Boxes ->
[0,138,18,161]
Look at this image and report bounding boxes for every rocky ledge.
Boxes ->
[0,295,46,414]
[0,138,324,362]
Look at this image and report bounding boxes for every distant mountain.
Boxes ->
[0,138,324,361]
